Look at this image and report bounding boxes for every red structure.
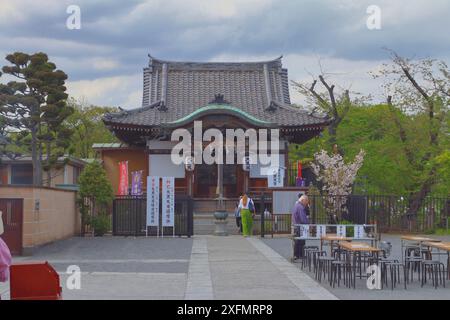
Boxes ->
[10,261,62,300]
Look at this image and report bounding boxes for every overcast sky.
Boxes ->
[1,0,449,108]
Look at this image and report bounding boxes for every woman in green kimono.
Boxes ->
[238,194,255,237]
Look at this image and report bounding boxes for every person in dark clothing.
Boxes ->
[291,194,309,259]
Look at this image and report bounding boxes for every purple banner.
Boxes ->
[131,170,143,195]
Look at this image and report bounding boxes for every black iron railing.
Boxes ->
[112,194,193,237]
[251,193,449,236]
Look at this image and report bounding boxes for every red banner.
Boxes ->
[297,161,302,179]
[118,161,129,195]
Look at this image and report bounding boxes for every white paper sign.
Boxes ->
[299,225,310,239]
[354,225,365,239]
[146,176,160,227]
[316,225,326,238]
[337,225,346,237]
[162,177,175,227]
[267,167,284,188]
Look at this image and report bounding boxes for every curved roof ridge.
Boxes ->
[272,101,330,121]
[104,101,161,120]
[148,54,283,66]
[163,103,276,128]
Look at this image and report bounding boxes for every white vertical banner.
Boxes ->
[162,177,175,227]
[337,225,346,237]
[354,225,365,239]
[146,176,160,227]
[316,225,326,238]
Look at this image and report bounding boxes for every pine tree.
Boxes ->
[0,52,72,185]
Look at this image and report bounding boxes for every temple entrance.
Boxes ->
[194,164,240,198]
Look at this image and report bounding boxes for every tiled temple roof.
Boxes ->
[104,55,329,128]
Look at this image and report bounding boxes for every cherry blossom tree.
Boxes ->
[311,148,366,222]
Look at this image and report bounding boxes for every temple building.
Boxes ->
[95,55,329,223]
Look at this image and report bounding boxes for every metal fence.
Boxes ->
[251,193,449,236]
[112,195,193,237]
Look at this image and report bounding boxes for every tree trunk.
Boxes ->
[31,125,42,186]
[46,140,51,187]
[328,124,337,147]
[407,167,437,228]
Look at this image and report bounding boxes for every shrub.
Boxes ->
[91,214,111,236]
[78,162,114,232]
[340,219,354,237]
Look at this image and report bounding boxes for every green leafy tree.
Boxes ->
[0,52,72,185]
[78,161,114,235]
[79,161,114,205]
[374,50,449,213]
[64,98,118,159]
[290,103,449,197]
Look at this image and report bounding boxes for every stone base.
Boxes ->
[214,220,229,236]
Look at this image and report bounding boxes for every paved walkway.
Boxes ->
[185,236,337,300]
[0,236,337,300]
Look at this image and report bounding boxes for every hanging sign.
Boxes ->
[118,161,129,195]
[146,176,160,227]
[316,225,326,238]
[299,224,310,239]
[267,167,284,188]
[162,177,175,227]
[131,170,143,195]
[337,225,346,237]
[354,225,365,239]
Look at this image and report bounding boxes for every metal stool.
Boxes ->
[405,256,423,283]
[369,257,399,288]
[305,248,321,272]
[421,260,446,289]
[316,256,335,283]
[385,261,407,290]
[330,260,352,288]
[312,250,327,274]
[302,247,319,270]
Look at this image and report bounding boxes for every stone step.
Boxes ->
[193,214,240,235]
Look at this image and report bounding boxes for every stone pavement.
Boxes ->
[185,236,336,300]
[262,235,450,300]
[0,235,337,300]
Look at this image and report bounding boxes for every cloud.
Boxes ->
[66,74,141,107]
[0,0,449,108]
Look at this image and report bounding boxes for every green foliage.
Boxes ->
[65,98,118,159]
[290,104,450,197]
[434,227,450,236]
[0,52,72,185]
[79,161,114,205]
[90,213,111,236]
[339,220,355,237]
